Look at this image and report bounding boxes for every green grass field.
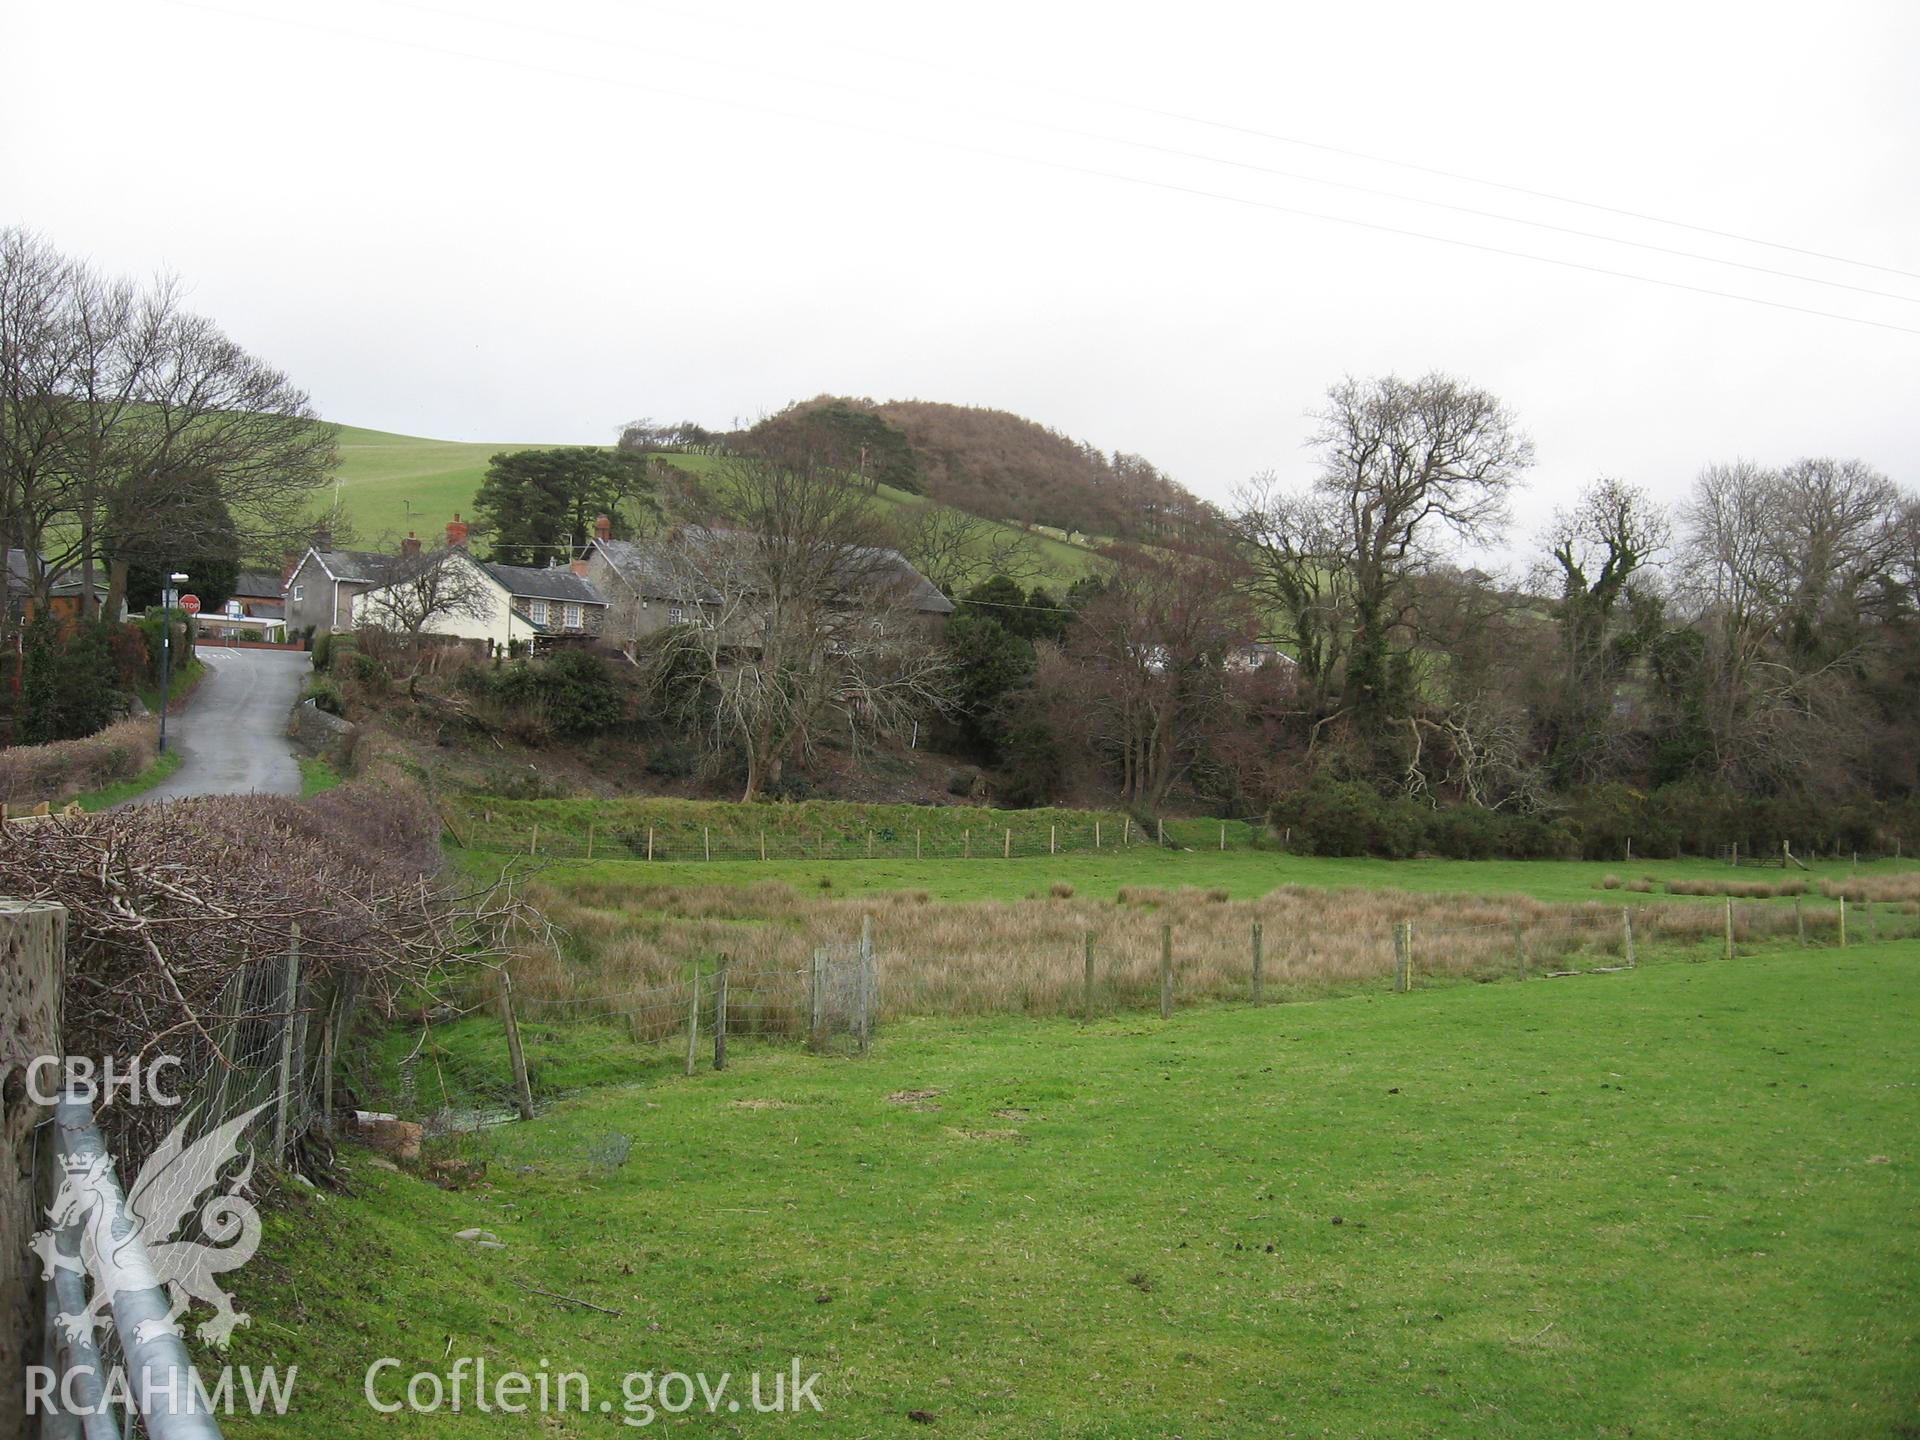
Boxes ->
[228,939,1919,1437]
[325,424,1106,589]
[465,841,1915,908]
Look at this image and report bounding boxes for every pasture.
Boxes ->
[228,937,1920,1437]
[323,424,1106,585]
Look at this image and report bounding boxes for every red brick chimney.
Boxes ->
[594,513,612,543]
[569,559,590,577]
[445,513,469,549]
[401,532,422,557]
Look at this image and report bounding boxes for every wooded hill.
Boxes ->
[741,396,1217,544]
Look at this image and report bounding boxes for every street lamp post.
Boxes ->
[158,571,188,754]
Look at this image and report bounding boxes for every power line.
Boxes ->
[364,0,1920,306]
[623,0,1920,285]
[159,0,1920,338]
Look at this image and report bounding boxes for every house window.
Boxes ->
[292,584,304,602]
[530,599,549,625]
[668,605,686,625]
[563,602,583,630]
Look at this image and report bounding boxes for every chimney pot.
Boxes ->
[445,513,469,549]
[401,532,422,557]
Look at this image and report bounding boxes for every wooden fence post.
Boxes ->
[1622,907,1636,967]
[1083,931,1095,1023]
[273,922,302,1157]
[1094,820,1101,849]
[1723,898,1735,961]
[1219,822,1226,851]
[1,900,65,1437]
[1159,924,1173,1019]
[1157,818,1165,846]
[1393,922,1410,993]
[647,826,655,861]
[1625,835,1633,862]
[809,951,824,1050]
[704,826,711,862]
[586,823,595,860]
[1049,825,1057,855]
[858,915,874,1053]
[1122,816,1130,846]
[964,829,971,859]
[1251,921,1264,1005]
[1839,896,1848,948]
[916,829,922,860]
[713,961,729,1071]
[529,823,539,856]
[1513,919,1527,979]
[684,968,701,1077]
[1004,828,1012,859]
[1795,896,1806,946]
[501,968,535,1121]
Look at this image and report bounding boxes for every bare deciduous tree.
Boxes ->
[356,546,497,653]
[643,450,951,800]
[890,501,1039,599]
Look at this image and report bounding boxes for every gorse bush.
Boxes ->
[1273,781,1576,860]
[460,650,627,739]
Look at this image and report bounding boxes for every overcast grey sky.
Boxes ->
[6,0,1916,546]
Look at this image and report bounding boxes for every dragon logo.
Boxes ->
[32,1103,270,1350]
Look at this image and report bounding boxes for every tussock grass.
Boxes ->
[502,878,1825,1039]
[1822,872,1920,904]
[1666,876,1809,898]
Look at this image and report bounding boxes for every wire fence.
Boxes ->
[440,802,1269,863]
[357,890,1920,1138]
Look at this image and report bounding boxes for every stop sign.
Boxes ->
[178,594,201,616]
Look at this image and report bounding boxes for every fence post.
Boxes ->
[1622,906,1636,967]
[1796,896,1806,946]
[858,915,874,1053]
[1,900,64,1439]
[1393,922,1410,993]
[916,828,922,860]
[1122,816,1130,846]
[1625,835,1633,862]
[809,951,825,1050]
[647,826,655,861]
[1513,919,1527,979]
[1159,924,1173,1019]
[1723,899,1735,961]
[684,968,701,1077]
[1004,828,1011,859]
[1731,841,1739,868]
[1083,931,1095,1023]
[1050,825,1057,855]
[530,822,539,856]
[760,830,767,862]
[1157,818,1165,846]
[964,829,971,859]
[1251,921,1264,1004]
[501,968,536,1121]
[273,921,302,1159]
[1220,822,1226,851]
[704,826,711,862]
[1839,896,1848,948]
[713,961,729,1071]
[586,823,595,860]
[1094,820,1101,849]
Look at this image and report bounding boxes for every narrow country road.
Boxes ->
[139,646,310,801]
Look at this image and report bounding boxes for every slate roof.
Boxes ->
[232,571,285,599]
[309,549,398,585]
[484,563,607,606]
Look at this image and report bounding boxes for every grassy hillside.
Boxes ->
[324,424,1107,591]
[227,939,1920,1436]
